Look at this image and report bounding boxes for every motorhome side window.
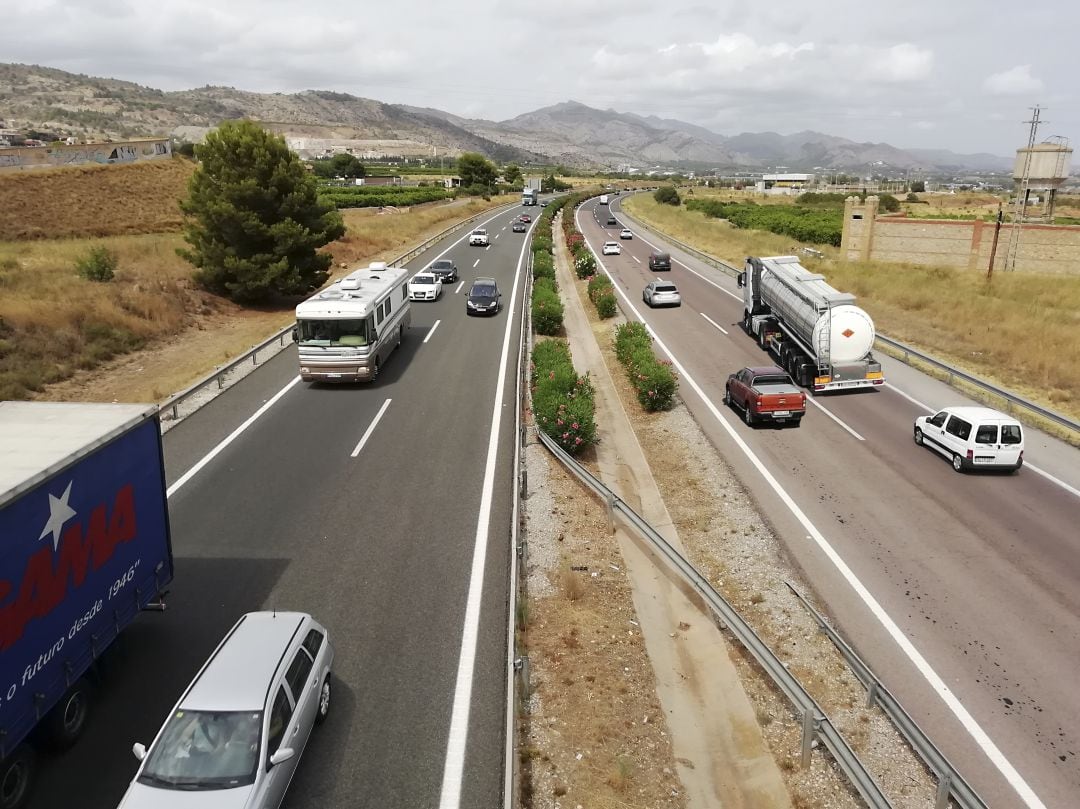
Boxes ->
[376,303,384,325]
[945,416,971,440]
[402,285,408,301]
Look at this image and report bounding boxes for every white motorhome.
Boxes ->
[294,262,412,383]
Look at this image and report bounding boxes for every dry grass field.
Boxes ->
[0,160,508,401]
[623,193,1080,422]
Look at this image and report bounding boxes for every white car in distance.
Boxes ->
[408,271,443,301]
[602,241,622,255]
[468,228,489,246]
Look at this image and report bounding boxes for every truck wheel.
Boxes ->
[398,324,404,346]
[0,744,35,809]
[742,312,752,333]
[43,678,92,751]
[758,329,768,350]
[914,428,924,446]
[722,388,731,406]
[744,406,755,427]
[315,675,332,725]
[952,454,965,473]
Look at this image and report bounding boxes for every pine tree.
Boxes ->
[179,120,345,303]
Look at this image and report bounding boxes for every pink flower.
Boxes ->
[557,418,564,426]
[571,422,579,430]
[574,437,582,445]
[562,432,570,439]
[549,371,555,380]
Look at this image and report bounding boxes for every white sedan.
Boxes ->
[602,241,622,256]
[408,271,443,301]
[643,281,681,308]
[620,228,633,240]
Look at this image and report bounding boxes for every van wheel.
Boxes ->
[43,678,91,751]
[1011,459,1023,474]
[315,675,331,725]
[952,454,965,473]
[914,428,924,446]
[0,745,34,809]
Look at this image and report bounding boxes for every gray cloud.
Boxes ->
[1,0,1075,154]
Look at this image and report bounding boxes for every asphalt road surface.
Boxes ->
[582,196,1080,809]
[29,202,538,809]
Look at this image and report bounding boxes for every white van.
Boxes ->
[914,406,1024,473]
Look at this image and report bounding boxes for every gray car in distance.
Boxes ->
[116,612,333,809]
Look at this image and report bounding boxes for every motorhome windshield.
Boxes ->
[298,318,372,347]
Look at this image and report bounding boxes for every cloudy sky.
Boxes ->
[3,0,1075,156]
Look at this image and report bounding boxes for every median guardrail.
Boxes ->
[615,201,1079,439]
[787,582,989,809]
[157,199,521,425]
[533,425,893,809]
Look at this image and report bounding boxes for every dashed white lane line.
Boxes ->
[700,312,728,335]
[634,227,742,301]
[454,281,465,294]
[423,320,441,344]
[631,254,641,263]
[350,397,392,458]
[805,399,865,441]
[472,258,480,268]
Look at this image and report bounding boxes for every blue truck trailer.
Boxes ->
[0,402,173,808]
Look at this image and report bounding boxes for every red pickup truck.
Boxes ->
[724,366,807,426]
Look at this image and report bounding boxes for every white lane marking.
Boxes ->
[633,226,742,301]
[485,244,491,250]
[700,312,728,335]
[350,398,392,458]
[501,226,506,231]
[423,320,441,344]
[439,211,529,809]
[167,376,302,498]
[886,384,1080,499]
[494,233,500,239]
[472,258,480,268]
[576,207,1049,809]
[454,281,465,294]
[632,254,641,264]
[426,207,517,265]
[806,399,865,441]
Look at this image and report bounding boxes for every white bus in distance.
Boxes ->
[293,262,412,383]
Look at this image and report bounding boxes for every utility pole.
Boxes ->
[1005,105,1043,272]
[987,203,1004,280]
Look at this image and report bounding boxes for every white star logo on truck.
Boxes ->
[39,480,77,551]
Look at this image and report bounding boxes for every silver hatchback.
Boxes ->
[643,281,682,308]
[117,612,333,809]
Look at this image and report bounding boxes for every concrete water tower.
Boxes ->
[1012,135,1072,222]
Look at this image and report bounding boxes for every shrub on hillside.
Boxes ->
[75,246,118,282]
[654,186,681,206]
[532,280,564,335]
[614,322,677,411]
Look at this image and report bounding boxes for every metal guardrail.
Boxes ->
[157,200,521,424]
[615,201,1080,437]
[787,582,988,809]
[532,426,893,809]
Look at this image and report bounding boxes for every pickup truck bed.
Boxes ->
[725,366,807,426]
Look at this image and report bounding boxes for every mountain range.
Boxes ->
[0,64,1013,174]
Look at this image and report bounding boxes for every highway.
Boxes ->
[581,195,1080,809]
[29,203,537,809]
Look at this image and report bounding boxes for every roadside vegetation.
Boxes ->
[0,157,508,401]
[623,193,1080,421]
[318,184,452,208]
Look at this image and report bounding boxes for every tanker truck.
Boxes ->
[737,255,884,393]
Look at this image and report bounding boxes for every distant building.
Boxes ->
[756,173,815,195]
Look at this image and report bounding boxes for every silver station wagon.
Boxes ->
[117,612,333,809]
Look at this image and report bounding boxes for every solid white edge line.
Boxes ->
[166,376,302,498]
[886,383,1080,499]
[439,214,529,809]
[424,320,442,344]
[350,398,392,458]
[805,398,865,441]
[577,204,1049,809]
[700,312,729,335]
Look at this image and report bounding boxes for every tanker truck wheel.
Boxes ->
[0,744,35,809]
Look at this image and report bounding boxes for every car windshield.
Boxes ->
[471,284,496,298]
[298,318,371,347]
[431,261,452,270]
[473,229,486,235]
[138,710,262,790]
[655,285,677,293]
[413,275,436,284]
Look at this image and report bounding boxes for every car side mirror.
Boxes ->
[132,742,147,761]
[736,273,745,288]
[270,747,296,767]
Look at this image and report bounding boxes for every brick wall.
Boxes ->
[840,196,1080,274]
